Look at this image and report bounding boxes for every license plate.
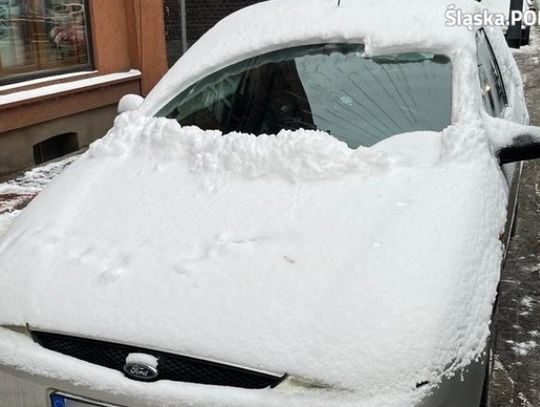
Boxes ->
[50,392,122,407]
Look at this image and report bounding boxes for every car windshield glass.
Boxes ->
[157,44,452,148]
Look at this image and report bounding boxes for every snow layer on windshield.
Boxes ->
[142,0,481,114]
[0,112,508,406]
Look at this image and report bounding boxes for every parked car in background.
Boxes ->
[0,1,539,407]
[480,0,537,45]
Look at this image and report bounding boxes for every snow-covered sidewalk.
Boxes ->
[489,25,540,407]
[0,155,78,237]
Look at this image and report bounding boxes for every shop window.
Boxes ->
[0,0,92,85]
[33,132,78,164]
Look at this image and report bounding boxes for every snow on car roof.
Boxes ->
[141,0,482,114]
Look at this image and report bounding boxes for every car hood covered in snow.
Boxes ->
[0,114,508,405]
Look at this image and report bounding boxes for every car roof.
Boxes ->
[141,0,482,114]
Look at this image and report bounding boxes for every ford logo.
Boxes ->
[123,362,159,381]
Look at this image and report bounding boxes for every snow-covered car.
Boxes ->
[1,1,540,407]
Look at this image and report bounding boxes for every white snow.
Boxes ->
[0,155,77,195]
[517,392,534,407]
[506,340,538,356]
[520,296,535,308]
[0,0,531,405]
[118,94,144,114]
[484,116,540,149]
[0,70,98,93]
[126,353,159,369]
[0,156,77,238]
[0,211,20,239]
[0,70,141,107]
[0,327,426,407]
[141,0,481,115]
[0,111,509,406]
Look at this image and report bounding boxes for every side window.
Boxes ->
[476,29,507,117]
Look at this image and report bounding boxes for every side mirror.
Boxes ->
[118,94,144,114]
[497,135,540,164]
[486,118,540,164]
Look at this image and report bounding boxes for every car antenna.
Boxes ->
[337,0,341,5]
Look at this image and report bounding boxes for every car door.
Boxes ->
[476,28,521,251]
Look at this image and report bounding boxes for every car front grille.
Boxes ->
[32,331,284,389]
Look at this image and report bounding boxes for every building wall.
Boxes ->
[0,0,168,177]
[0,105,119,176]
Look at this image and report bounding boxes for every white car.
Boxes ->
[0,1,539,407]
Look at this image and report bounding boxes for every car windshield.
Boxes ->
[157,44,452,148]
